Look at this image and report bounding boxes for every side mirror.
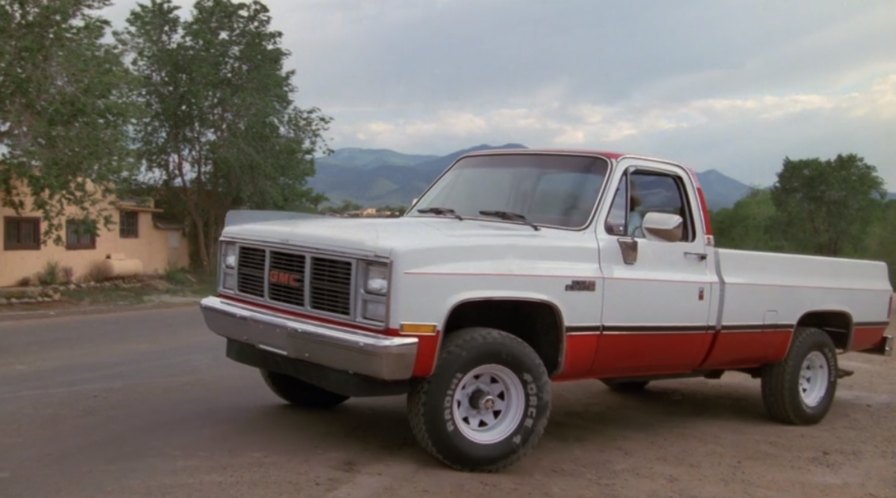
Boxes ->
[642,212,683,242]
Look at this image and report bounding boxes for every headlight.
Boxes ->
[223,243,237,270]
[362,300,387,322]
[365,263,389,295]
[222,272,237,290]
[221,242,237,291]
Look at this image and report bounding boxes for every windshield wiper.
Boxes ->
[418,207,463,220]
[478,210,540,231]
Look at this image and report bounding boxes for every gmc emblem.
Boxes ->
[269,270,301,288]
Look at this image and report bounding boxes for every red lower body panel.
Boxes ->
[552,334,600,380]
[532,318,892,383]
[411,334,440,377]
[590,333,713,378]
[699,329,792,369]
[851,326,888,352]
[554,327,798,380]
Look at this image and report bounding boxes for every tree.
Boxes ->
[0,0,132,243]
[712,189,786,252]
[118,0,330,270]
[770,154,885,256]
[866,200,896,286]
[320,199,361,215]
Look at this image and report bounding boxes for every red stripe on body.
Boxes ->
[217,294,392,335]
[598,151,624,160]
[686,168,713,236]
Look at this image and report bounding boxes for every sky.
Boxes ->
[103,0,896,189]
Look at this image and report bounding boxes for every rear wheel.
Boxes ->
[260,369,349,408]
[761,327,837,424]
[407,327,551,471]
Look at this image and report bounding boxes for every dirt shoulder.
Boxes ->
[0,271,213,322]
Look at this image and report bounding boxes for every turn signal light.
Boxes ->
[400,323,438,335]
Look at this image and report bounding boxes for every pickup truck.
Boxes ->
[201,149,892,471]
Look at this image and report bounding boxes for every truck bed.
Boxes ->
[715,248,891,352]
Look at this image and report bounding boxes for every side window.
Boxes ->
[605,169,695,241]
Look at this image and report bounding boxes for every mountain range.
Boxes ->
[310,144,754,210]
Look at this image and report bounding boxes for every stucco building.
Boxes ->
[1,197,189,287]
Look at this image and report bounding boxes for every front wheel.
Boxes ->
[761,327,837,425]
[407,327,551,471]
[260,369,349,408]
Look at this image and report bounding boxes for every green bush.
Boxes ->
[37,261,61,286]
[164,267,194,287]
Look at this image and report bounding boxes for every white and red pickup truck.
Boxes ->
[201,149,892,471]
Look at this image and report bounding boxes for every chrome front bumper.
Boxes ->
[200,296,418,380]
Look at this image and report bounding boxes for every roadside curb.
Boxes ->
[0,296,201,323]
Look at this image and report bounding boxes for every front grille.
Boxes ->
[237,246,265,297]
[230,244,359,320]
[309,257,353,316]
[268,251,306,307]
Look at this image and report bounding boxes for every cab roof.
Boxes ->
[462,148,625,161]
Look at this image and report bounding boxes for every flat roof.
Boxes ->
[462,148,625,160]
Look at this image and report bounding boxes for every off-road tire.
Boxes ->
[260,369,349,408]
[602,379,650,392]
[761,327,837,425]
[407,327,551,472]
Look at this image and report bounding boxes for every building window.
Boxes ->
[66,219,96,250]
[120,210,139,239]
[4,217,41,250]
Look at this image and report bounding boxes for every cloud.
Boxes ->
[103,0,896,188]
[335,74,896,187]
[342,75,894,145]
[858,74,896,119]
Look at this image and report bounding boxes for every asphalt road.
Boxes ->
[1,306,894,498]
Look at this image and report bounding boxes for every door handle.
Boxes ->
[684,251,707,261]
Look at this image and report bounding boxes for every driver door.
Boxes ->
[593,160,717,377]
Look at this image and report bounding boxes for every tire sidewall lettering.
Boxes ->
[523,372,538,432]
[443,372,464,433]
[821,347,837,383]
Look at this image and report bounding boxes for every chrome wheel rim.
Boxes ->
[452,364,525,444]
[799,351,829,407]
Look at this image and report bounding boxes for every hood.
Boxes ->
[221,214,574,258]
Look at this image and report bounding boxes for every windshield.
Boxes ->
[409,153,610,229]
